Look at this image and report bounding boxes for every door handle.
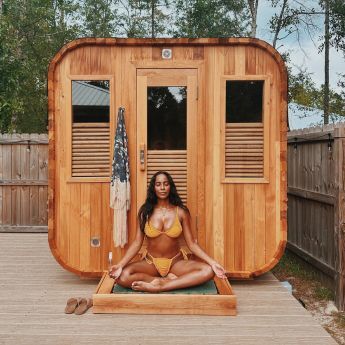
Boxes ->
[140,143,146,171]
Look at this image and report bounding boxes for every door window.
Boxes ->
[147,86,187,150]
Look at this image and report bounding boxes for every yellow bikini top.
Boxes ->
[144,207,183,238]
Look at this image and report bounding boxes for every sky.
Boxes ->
[256,0,345,92]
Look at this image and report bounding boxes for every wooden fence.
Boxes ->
[288,123,345,311]
[0,134,48,232]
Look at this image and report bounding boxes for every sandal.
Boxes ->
[74,298,93,315]
[64,297,81,314]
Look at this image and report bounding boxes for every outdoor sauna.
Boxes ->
[48,38,288,315]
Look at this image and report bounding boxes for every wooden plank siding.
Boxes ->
[0,233,337,345]
[0,134,48,232]
[222,45,284,277]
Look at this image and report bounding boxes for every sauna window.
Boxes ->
[226,81,263,123]
[72,81,110,122]
[71,80,110,178]
[147,87,186,150]
[224,80,265,180]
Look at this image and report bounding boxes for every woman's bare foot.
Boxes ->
[150,274,176,285]
[166,273,178,280]
[131,275,177,292]
[131,280,161,292]
[150,277,162,285]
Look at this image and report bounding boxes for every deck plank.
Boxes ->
[0,233,337,345]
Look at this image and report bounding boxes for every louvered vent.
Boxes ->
[72,123,110,177]
[225,123,264,178]
[147,150,187,204]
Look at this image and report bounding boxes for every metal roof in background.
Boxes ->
[72,81,110,106]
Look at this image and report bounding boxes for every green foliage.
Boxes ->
[0,0,81,133]
[0,0,252,134]
[272,251,316,280]
[337,74,345,102]
[118,0,150,37]
[171,0,250,37]
[81,0,119,37]
[118,0,170,38]
[289,69,320,106]
[289,68,345,117]
[324,0,345,53]
[314,285,334,301]
[273,251,335,302]
[328,0,345,101]
[1,0,343,133]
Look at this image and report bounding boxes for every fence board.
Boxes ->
[0,142,2,225]
[21,134,30,226]
[334,126,345,311]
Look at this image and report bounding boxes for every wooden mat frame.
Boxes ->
[93,272,237,316]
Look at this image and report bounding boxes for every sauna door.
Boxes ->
[136,69,198,234]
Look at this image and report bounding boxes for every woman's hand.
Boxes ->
[210,262,227,279]
[108,264,123,280]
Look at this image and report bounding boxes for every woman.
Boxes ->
[109,171,226,292]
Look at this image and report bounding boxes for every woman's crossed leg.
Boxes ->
[131,259,214,292]
[116,260,159,288]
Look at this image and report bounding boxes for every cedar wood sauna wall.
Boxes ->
[48,38,288,278]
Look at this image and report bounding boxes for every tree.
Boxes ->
[319,0,345,123]
[328,0,345,53]
[328,0,345,102]
[172,0,249,38]
[289,68,345,118]
[118,0,170,38]
[269,0,322,49]
[81,0,119,37]
[247,0,259,37]
[139,0,170,38]
[267,0,341,125]
[323,0,330,124]
[0,0,81,133]
[118,0,148,37]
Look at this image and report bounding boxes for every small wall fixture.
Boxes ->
[162,48,172,59]
[328,133,332,152]
[91,237,100,247]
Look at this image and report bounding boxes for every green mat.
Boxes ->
[112,280,218,295]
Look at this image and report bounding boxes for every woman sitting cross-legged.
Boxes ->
[109,170,226,293]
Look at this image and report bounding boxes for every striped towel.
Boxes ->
[110,107,130,248]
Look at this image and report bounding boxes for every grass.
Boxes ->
[272,251,317,281]
[272,251,335,302]
[273,251,344,344]
[314,285,334,301]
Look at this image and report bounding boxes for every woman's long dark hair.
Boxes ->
[138,171,189,232]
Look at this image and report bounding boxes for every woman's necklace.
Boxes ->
[158,206,170,221]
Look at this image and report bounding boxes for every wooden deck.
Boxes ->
[0,233,337,345]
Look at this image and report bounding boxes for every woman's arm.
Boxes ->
[180,210,214,265]
[109,223,144,278]
[180,208,226,278]
[117,224,144,267]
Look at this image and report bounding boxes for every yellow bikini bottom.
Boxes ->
[141,248,188,277]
